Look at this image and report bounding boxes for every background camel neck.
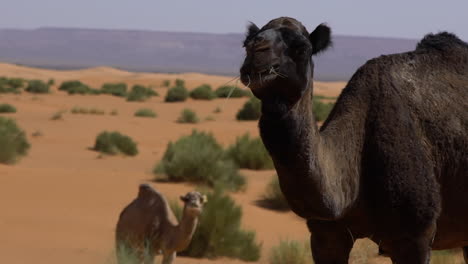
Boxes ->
[171,209,199,251]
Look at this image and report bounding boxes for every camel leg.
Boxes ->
[463,247,468,264]
[387,235,434,264]
[307,220,354,264]
[161,252,176,264]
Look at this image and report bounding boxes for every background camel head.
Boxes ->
[180,191,207,215]
[240,17,332,105]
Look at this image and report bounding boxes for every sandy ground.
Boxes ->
[2,63,461,264]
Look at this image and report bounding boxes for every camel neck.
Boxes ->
[259,82,365,220]
[173,210,199,251]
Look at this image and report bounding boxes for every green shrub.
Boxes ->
[101,83,128,97]
[94,131,138,156]
[215,86,249,98]
[71,107,105,115]
[261,176,290,211]
[154,130,245,191]
[236,97,261,121]
[0,117,30,164]
[177,108,199,123]
[0,77,24,93]
[190,84,216,100]
[172,188,261,261]
[126,85,158,102]
[25,80,49,93]
[431,250,463,264]
[7,78,25,89]
[312,97,334,122]
[226,133,273,170]
[59,80,91,94]
[134,108,157,118]
[47,79,55,86]
[162,80,171,87]
[0,104,17,113]
[175,79,185,87]
[269,240,312,264]
[165,85,188,102]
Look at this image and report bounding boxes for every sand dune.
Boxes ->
[0,63,396,264]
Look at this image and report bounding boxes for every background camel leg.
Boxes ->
[463,247,468,264]
[307,220,354,264]
[161,252,176,264]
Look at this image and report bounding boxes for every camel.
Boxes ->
[240,17,468,263]
[115,184,207,264]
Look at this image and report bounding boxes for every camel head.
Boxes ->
[180,191,207,216]
[240,17,331,109]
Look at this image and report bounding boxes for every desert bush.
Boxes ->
[47,79,55,86]
[154,130,245,191]
[171,188,261,261]
[226,133,273,170]
[0,104,17,113]
[236,97,261,121]
[71,107,105,115]
[175,79,185,87]
[269,240,312,264]
[177,108,199,123]
[94,131,138,156]
[165,85,188,102]
[126,85,158,102]
[162,80,171,87]
[58,80,91,94]
[215,86,249,98]
[213,106,221,113]
[134,108,157,118]
[190,84,216,100]
[0,117,30,164]
[25,80,49,93]
[7,78,25,89]
[312,97,334,122]
[101,83,128,97]
[431,250,464,264]
[261,176,290,211]
[50,110,65,120]
[0,77,24,93]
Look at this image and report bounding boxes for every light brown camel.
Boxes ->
[240,17,468,263]
[115,184,206,264]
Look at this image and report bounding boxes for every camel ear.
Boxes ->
[201,195,208,204]
[180,195,188,202]
[243,22,260,47]
[309,24,332,55]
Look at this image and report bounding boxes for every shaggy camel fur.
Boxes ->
[115,184,206,264]
[240,17,467,263]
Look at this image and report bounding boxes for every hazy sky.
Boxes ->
[2,0,467,40]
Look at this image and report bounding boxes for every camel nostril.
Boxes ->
[255,46,271,52]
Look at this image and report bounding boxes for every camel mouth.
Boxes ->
[240,63,284,94]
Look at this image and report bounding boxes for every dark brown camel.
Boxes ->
[240,17,468,263]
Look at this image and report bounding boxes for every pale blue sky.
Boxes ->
[2,0,467,40]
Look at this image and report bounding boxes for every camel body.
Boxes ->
[115,184,205,264]
[240,17,468,263]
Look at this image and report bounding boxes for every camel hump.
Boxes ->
[138,183,157,199]
[416,32,468,51]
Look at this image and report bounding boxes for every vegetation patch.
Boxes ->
[236,97,261,121]
[312,97,334,122]
[25,80,50,94]
[94,131,138,156]
[259,176,290,211]
[59,80,94,95]
[0,117,30,164]
[0,77,25,93]
[172,188,261,261]
[227,133,273,170]
[190,84,216,100]
[215,86,249,98]
[177,108,199,124]
[126,85,158,102]
[101,83,128,97]
[134,108,157,118]
[71,106,105,115]
[0,103,17,113]
[269,239,312,264]
[154,130,245,191]
[165,85,188,102]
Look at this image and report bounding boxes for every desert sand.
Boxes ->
[0,62,402,264]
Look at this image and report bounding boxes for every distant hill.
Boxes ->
[0,27,419,81]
